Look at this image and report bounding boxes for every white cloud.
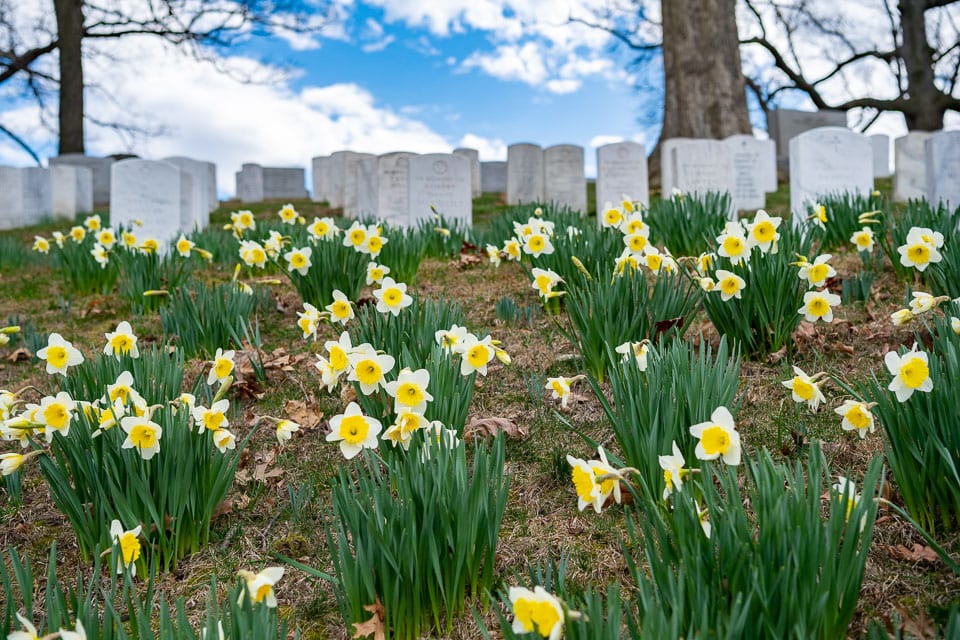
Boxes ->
[461,42,549,85]
[589,134,624,148]
[457,133,507,160]
[544,78,581,94]
[362,35,395,52]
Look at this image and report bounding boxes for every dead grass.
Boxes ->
[1,189,959,638]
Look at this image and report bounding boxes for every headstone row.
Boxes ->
[310,151,473,228]
[506,143,587,212]
[236,163,307,203]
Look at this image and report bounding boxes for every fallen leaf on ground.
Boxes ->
[463,416,528,442]
[352,597,386,640]
[282,399,324,430]
[886,543,940,564]
[6,347,30,362]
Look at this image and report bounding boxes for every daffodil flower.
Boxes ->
[508,586,565,640]
[834,400,876,439]
[850,227,875,253]
[326,402,381,459]
[109,519,143,576]
[545,376,572,408]
[658,441,686,500]
[615,340,650,371]
[384,368,433,414]
[121,416,163,460]
[326,290,355,325]
[284,246,312,276]
[781,366,827,411]
[347,346,395,395]
[456,334,495,376]
[689,406,741,466]
[799,290,841,323]
[716,221,750,266]
[565,447,622,513]
[276,419,300,445]
[373,277,413,316]
[797,254,836,288]
[365,261,390,285]
[208,348,235,386]
[744,209,781,254]
[238,567,285,607]
[39,391,77,441]
[104,321,140,359]
[278,203,298,224]
[37,333,84,376]
[714,269,746,301]
[192,399,230,433]
[885,344,933,402]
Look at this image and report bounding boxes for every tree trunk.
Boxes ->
[54,0,85,154]
[898,0,946,131]
[652,0,751,180]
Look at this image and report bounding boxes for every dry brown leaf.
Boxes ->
[7,347,30,362]
[282,399,324,430]
[351,597,386,640]
[254,463,284,484]
[887,543,940,564]
[453,253,482,269]
[463,416,528,442]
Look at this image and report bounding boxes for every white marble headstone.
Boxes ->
[50,165,93,220]
[925,130,960,209]
[506,143,544,205]
[543,144,586,213]
[355,156,379,219]
[789,127,872,225]
[408,154,472,228]
[768,108,847,169]
[596,142,648,213]
[0,167,52,230]
[163,156,211,232]
[343,152,375,219]
[377,152,415,225]
[236,164,264,203]
[262,167,307,200]
[723,135,776,211]
[453,148,481,198]
[894,131,935,202]
[49,154,114,207]
[672,139,736,211]
[204,162,218,212]
[870,134,891,178]
[328,151,348,209]
[481,161,507,192]
[111,160,183,247]
[311,156,328,202]
[659,138,691,195]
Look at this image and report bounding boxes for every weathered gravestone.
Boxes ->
[49,154,114,207]
[925,130,960,209]
[235,163,263,203]
[768,108,847,170]
[343,152,376,219]
[723,135,776,211]
[544,144,586,213]
[377,152,416,225]
[262,167,307,200]
[894,131,935,202]
[870,134,891,178]
[328,151,349,208]
[205,162,218,212]
[163,156,211,232]
[311,156,329,203]
[507,143,544,205]
[111,159,183,247]
[453,148,481,198]
[0,167,51,230]
[789,127,872,225]
[671,140,735,214]
[355,156,379,219]
[408,154,472,228]
[596,141,649,213]
[660,138,691,195]
[481,161,507,193]
[50,165,93,220]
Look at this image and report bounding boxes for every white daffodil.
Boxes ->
[689,406,741,466]
[326,402,381,459]
[37,333,84,376]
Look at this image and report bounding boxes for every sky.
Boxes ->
[1,0,957,196]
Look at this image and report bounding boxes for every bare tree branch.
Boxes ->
[0,122,41,164]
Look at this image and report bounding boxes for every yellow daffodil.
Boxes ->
[545,376,572,408]
[716,222,750,266]
[744,209,781,254]
[365,261,390,285]
[455,334,494,376]
[885,344,933,402]
[891,309,914,326]
[284,246,312,276]
[176,234,195,257]
[121,416,162,460]
[799,290,841,323]
[384,368,433,414]
[32,236,50,254]
[326,402,381,459]
[508,586,565,640]
[565,447,622,513]
[192,399,230,433]
[38,392,77,441]
[531,268,563,298]
[373,277,413,316]
[435,325,468,352]
[307,216,336,240]
[797,254,836,288]
[850,227,875,253]
[601,202,624,229]
[212,428,236,453]
[239,240,268,268]
[615,340,650,371]
[238,567,284,607]
[37,333,84,376]
[714,269,746,301]
[326,290,355,325]
[689,406,741,465]
[781,366,827,411]
[8,612,40,640]
[278,203,298,224]
[659,440,687,500]
[104,321,140,358]
[347,346,395,395]
[84,214,101,231]
[834,400,876,439]
[208,348,235,386]
[276,419,300,445]
[109,519,142,575]
[343,221,367,250]
[97,228,116,249]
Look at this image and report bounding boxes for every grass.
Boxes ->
[1,180,958,638]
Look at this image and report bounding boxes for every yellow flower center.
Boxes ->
[529,236,544,252]
[291,253,307,269]
[119,531,141,565]
[350,229,366,246]
[720,277,739,296]
[332,300,351,319]
[792,377,815,401]
[281,209,295,220]
[396,382,424,407]
[900,357,929,389]
[383,287,403,307]
[298,317,314,334]
[551,380,566,396]
[808,297,830,317]
[845,405,870,429]
[214,358,233,380]
[625,219,644,234]
[239,213,254,227]
[646,254,662,271]
[100,231,115,244]
[809,264,829,284]
[110,386,131,403]
[329,346,348,371]
[370,268,383,281]
[356,360,382,385]
[467,345,488,368]
[46,345,69,369]
[313,222,328,236]
[855,233,870,248]
[604,209,622,225]
[513,597,561,638]
[44,403,68,429]
[722,236,744,256]
[700,425,730,456]
[367,236,382,253]
[111,334,133,354]
[908,244,930,264]
[753,221,775,243]
[250,248,266,264]
[535,275,553,295]
[254,584,273,603]
[142,239,158,252]
[629,234,647,252]
[663,469,673,487]
[571,465,594,501]
[130,423,157,448]
[203,411,226,431]
[177,238,192,254]
[72,228,86,241]
[398,413,421,434]
[339,415,369,444]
